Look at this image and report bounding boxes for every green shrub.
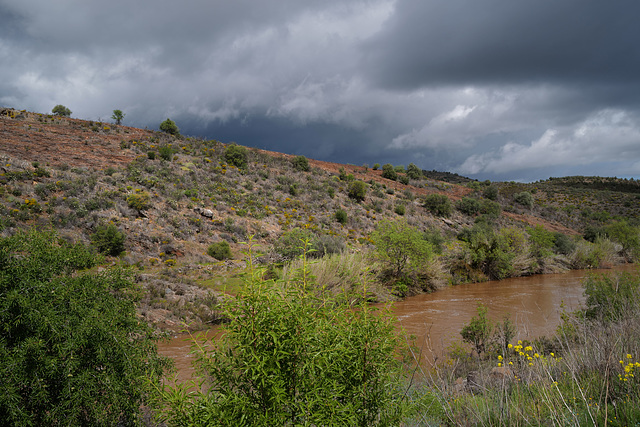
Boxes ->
[394,165,405,173]
[91,223,126,256]
[158,144,174,161]
[553,232,576,255]
[335,209,347,224]
[0,230,167,425]
[483,185,498,200]
[51,104,71,117]
[394,204,405,215]
[479,199,501,218]
[274,228,317,260]
[152,257,407,425]
[348,180,367,202]
[583,271,640,322]
[406,163,422,180]
[460,304,493,356]
[527,225,555,259]
[147,150,156,160]
[159,118,180,136]
[224,143,248,169]
[126,191,151,211]
[371,219,433,278]
[207,241,232,260]
[373,163,380,170]
[111,109,125,125]
[514,191,534,208]
[399,175,410,185]
[292,155,310,171]
[422,194,453,217]
[381,163,398,181]
[456,197,481,216]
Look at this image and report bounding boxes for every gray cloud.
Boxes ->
[1,0,640,181]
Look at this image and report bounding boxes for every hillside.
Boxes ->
[1,108,638,331]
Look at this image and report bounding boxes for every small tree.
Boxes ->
[371,219,433,278]
[207,241,232,260]
[292,155,310,171]
[381,163,398,181]
[126,191,151,211]
[514,191,533,209]
[91,223,126,256]
[348,180,367,202]
[460,304,493,356]
[51,104,71,117]
[406,163,422,180]
[423,194,453,217]
[159,118,180,136]
[335,209,347,224]
[224,143,248,169]
[111,109,125,125]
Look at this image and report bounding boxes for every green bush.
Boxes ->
[406,163,422,179]
[224,143,248,169]
[292,155,310,171]
[158,144,174,161]
[51,104,71,117]
[483,185,498,200]
[274,228,317,260]
[371,219,433,278]
[0,230,167,425]
[152,258,407,426]
[111,109,125,125]
[159,118,180,136]
[335,209,347,224]
[460,304,493,356]
[422,194,453,217]
[514,191,534,208]
[399,175,410,185]
[583,271,640,323]
[373,163,380,170]
[348,180,367,202]
[456,197,481,216]
[207,241,232,260]
[479,199,502,218]
[91,223,126,256]
[126,191,151,211]
[394,204,406,215]
[381,163,398,181]
[553,232,577,255]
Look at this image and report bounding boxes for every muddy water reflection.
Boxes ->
[159,265,637,381]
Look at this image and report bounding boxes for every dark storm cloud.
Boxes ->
[2,0,640,181]
[364,0,640,88]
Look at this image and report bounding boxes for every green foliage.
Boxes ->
[111,109,125,125]
[553,232,576,255]
[394,165,405,173]
[456,196,481,216]
[51,104,71,117]
[207,240,232,260]
[224,143,248,169]
[147,150,156,160]
[153,259,407,426]
[483,185,499,200]
[0,229,167,425]
[381,163,398,181]
[91,223,126,256]
[126,191,151,211]
[347,180,367,202]
[399,175,410,185]
[394,204,406,216]
[292,155,310,171]
[457,224,524,280]
[479,198,502,218]
[583,271,640,323]
[406,163,422,180]
[605,220,640,261]
[371,219,433,278]
[514,191,534,208]
[159,118,180,136]
[373,163,380,170]
[158,144,174,161]
[422,194,453,217]
[335,208,347,224]
[274,228,317,260]
[460,304,493,356]
[527,225,555,259]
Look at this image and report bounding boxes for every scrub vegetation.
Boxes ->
[1,107,640,424]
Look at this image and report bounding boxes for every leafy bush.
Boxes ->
[126,191,151,211]
[292,155,310,171]
[51,104,71,117]
[158,144,174,161]
[381,163,398,181]
[274,228,317,260]
[460,304,492,356]
[373,163,380,170]
[527,225,555,259]
[159,118,180,136]
[91,223,126,256]
[514,191,534,208]
[483,185,498,200]
[553,232,576,255]
[348,180,367,202]
[111,109,125,125]
[456,197,481,216]
[152,259,407,425]
[224,143,248,169]
[371,219,433,278]
[394,204,406,215]
[0,230,167,425]
[583,271,640,323]
[335,209,347,224]
[406,163,422,179]
[479,199,502,218]
[399,175,410,185]
[207,241,232,260]
[422,194,453,217]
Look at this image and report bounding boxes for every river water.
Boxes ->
[158,265,637,381]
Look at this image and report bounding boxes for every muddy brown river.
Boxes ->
[158,265,638,381]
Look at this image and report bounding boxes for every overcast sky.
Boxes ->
[2,0,640,182]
